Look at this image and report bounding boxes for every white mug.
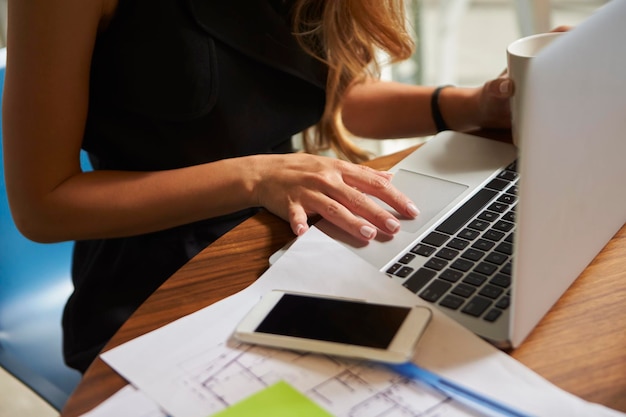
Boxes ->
[507,32,564,146]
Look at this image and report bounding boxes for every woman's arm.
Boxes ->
[3,0,417,244]
[341,77,513,139]
[2,0,256,242]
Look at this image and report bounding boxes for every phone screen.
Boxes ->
[255,293,411,349]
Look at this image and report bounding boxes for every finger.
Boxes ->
[347,163,396,183]
[289,204,310,237]
[307,171,404,236]
[550,25,571,33]
[342,165,420,220]
[309,193,379,241]
[486,77,514,97]
[337,185,404,235]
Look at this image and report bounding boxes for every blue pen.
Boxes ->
[386,362,536,417]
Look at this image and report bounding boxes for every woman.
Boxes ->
[2,0,512,372]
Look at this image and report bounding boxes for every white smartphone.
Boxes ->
[233,290,432,363]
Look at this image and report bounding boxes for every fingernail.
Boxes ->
[407,202,420,218]
[385,218,401,233]
[360,225,377,240]
[499,79,511,94]
[295,224,307,236]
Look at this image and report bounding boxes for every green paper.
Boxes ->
[210,380,333,417]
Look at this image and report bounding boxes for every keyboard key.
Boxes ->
[411,243,437,257]
[468,219,490,231]
[458,228,481,240]
[502,210,516,223]
[450,258,474,272]
[487,202,509,213]
[484,178,509,191]
[419,280,452,302]
[497,170,518,181]
[403,268,436,293]
[472,239,495,251]
[484,229,505,242]
[474,262,498,276]
[484,308,503,322]
[506,161,517,172]
[435,188,498,235]
[494,241,513,255]
[490,273,511,288]
[422,232,450,247]
[484,252,508,265]
[451,283,476,298]
[425,258,448,271]
[386,263,402,275]
[447,238,470,250]
[478,210,498,222]
[439,295,465,310]
[493,220,514,233]
[479,284,504,299]
[497,194,517,205]
[462,296,492,317]
[440,269,463,283]
[396,266,414,278]
[463,272,487,286]
[435,248,459,260]
[461,248,485,262]
[398,253,416,264]
[496,296,511,309]
[501,262,513,275]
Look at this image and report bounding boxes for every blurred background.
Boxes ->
[350,0,605,156]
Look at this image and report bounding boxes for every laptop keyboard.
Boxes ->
[385,161,518,323]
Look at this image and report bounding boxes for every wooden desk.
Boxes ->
[61,144,626,416]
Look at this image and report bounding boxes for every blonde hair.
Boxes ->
[292,0,414,162]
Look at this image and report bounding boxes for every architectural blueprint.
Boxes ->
[176,341,482,417]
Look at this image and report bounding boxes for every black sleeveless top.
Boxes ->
[62,0,327,372]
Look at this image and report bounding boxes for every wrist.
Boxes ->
[431,85,453,132]
[435,86,482,132]
[242,154,266,208]
[244,154,288,209]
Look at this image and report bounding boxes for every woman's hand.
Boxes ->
[473,75,514,130]
[252,153,420,241]
[473,25,571,130]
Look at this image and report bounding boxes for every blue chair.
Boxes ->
[0,48,88,411]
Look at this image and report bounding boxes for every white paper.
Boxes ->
[102,227,623,417]
[79,385,167,417]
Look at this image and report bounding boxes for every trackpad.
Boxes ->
[383,169,468,234]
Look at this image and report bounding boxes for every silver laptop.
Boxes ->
[318,0,626,349]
